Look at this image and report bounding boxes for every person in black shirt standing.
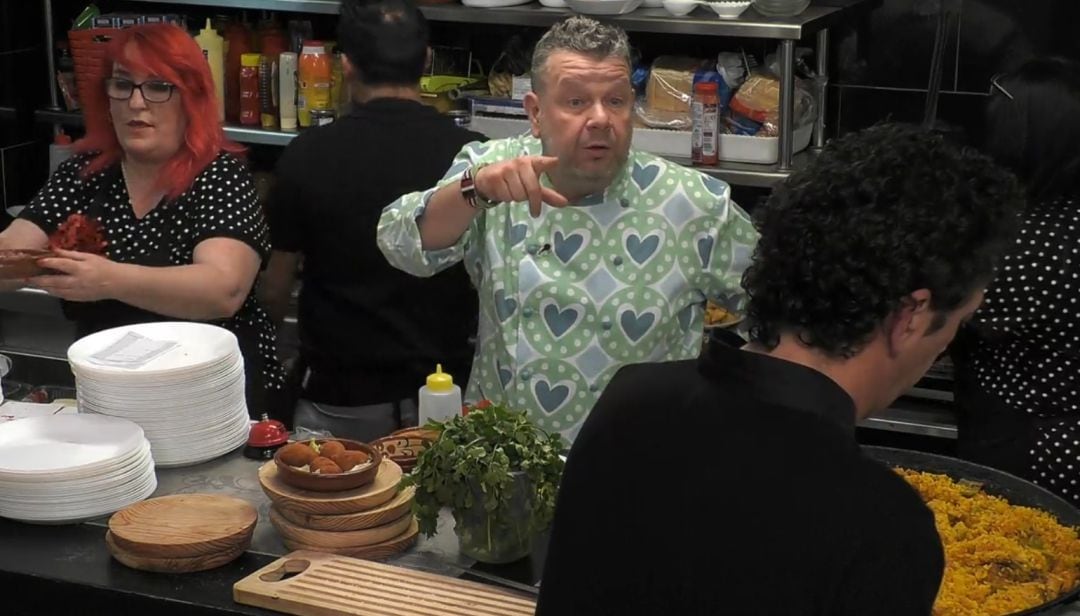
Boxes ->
[261,0,483,438]
[536,125,1025,616]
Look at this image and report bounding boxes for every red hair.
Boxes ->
[75,24,244,199]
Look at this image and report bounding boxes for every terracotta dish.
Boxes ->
[273,439,382,492]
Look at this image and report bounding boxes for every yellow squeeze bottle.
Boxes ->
[418,364,462,426]
[194,18,225,122]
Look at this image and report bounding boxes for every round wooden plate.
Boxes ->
[108,494,257,558]
[259,458,402,515]
[279,518,420,560]
[274,485,416,531]
[105,530,247,573]
[270,507,413,548]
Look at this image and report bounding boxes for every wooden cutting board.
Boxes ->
[106,530,247,573]
[274,485,415,531]
[279,518,420,560]
[269,507,413,548]
[108,494,257,558]
[234,549,536,616]
[259,459,402,516]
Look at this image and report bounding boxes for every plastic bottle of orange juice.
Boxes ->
[297,41,331,128]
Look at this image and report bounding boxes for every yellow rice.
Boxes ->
[897,469,1080,616]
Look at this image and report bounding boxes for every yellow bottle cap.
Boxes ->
[426,364,454,392]
[241,53,262,67]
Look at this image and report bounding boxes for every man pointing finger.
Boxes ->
[378,16,758,439]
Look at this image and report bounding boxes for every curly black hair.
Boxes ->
[743,123,1023,358]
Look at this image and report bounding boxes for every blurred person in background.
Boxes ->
[0,24,285,420]
[953,57,1080,503]
[260,0,482,440]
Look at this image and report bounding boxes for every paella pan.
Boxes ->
[865,447,1080,616]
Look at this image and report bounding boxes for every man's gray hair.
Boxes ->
[530,16,631,92]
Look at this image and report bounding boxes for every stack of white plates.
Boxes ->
[0,414,156,523]
[68,322,251,468]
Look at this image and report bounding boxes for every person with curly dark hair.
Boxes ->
[537,124,1023,616]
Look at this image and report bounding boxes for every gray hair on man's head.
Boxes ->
[530,16,631,92]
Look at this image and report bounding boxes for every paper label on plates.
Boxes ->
[88,332,179,369]
[0,401,73,424]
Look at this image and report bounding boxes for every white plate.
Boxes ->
[565,0,643,14]
[68,322,239,376]
[0,415,145,474]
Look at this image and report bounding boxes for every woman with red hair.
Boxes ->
[0,24,285,419]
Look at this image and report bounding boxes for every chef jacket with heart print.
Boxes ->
[378,135,759,441]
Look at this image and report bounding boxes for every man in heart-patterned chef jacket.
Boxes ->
[378,16,757,439]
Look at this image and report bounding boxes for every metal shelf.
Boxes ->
[123,0,341,13]
[858,400,958,440]
[670,151,814,188]
[122,0,844,39]
[34,108,807,186]
[418,5,843,39]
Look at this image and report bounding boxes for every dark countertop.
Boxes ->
[0,449,545,615]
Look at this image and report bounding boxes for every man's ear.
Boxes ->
[886,289,933,358]
[524,91,541,138]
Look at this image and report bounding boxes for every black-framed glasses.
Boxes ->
[990,73,1014,100]
[105,77,177,103]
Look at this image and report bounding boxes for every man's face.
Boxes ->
[525,51,634,193]
[888,289,984,407]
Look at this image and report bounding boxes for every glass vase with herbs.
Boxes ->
[403,401,566,564]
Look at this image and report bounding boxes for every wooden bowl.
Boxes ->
[273,439,382,493]
[0,249,54,280]
[371,428,437,473]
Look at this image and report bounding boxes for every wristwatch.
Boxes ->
[460,164,499,211]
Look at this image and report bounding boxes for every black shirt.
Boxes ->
[957,198,1080,502]
[537,338,945,616]
[267,98,483,404]
[22,152,285,417]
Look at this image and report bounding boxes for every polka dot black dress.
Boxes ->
[956,198,1080,503]
[21,152,285,419]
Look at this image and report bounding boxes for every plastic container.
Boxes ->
[297,41,331,129]
[194,18,225,122]
[691,82,720,166]
[239,53,261,126]
[279,52,298,131]
[418,364,462,427]
[49,131,75,176]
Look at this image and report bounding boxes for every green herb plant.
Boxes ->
[403,401,566,559]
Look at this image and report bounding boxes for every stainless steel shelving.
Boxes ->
[106,0,875,179]
[35,108,810,186]
[122,0,846,40]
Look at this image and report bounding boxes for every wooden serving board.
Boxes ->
[279,518,420,561]
[270,507,413,548]
[108,494,257,558]
[259,459,402,515]
[106,531,247,573]
[234,549,537,616]
[275,486,416,531]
